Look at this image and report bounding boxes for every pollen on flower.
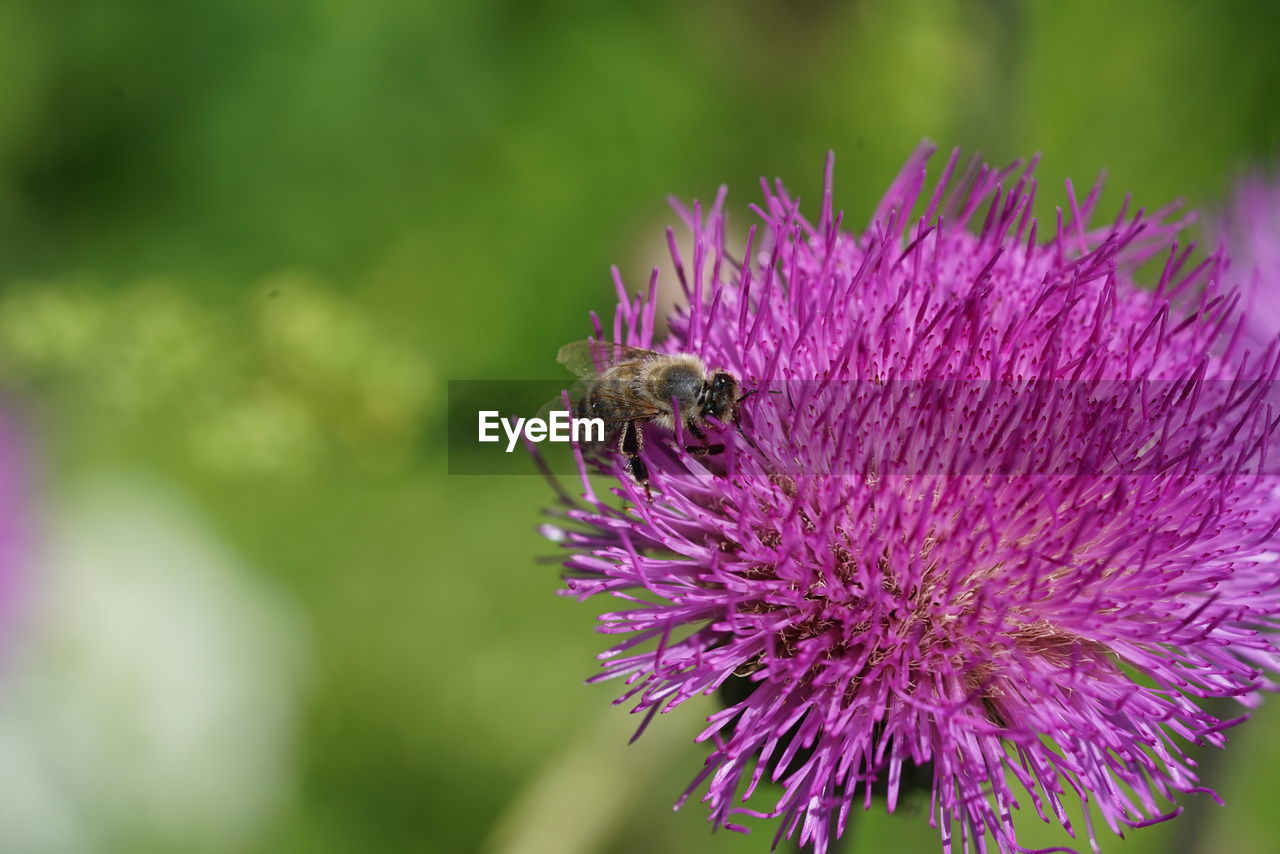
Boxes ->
[539,143,1280,854]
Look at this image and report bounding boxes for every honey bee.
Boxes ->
[557,340,758,497]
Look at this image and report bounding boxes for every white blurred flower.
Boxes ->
[0,475,308,854]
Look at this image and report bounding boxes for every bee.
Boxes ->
[557,340,758,498]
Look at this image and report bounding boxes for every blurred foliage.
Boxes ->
[0,1,1277,853]
[0,275,432,478]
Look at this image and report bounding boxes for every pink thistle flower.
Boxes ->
[541,143,1280,853]
[0,405,31,648]
[1216,169,1280,351]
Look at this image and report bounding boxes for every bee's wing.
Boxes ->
[534,386,580,427]
[531,377,607,431]
[577,386,668,424]
[531,385,662,445]
[556,339,659,377]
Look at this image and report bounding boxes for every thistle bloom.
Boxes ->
[0,407,28,636]
[1217,170,1280,349]
[542,144,1280,853]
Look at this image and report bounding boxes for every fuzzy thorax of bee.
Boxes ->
[557,340,752,497]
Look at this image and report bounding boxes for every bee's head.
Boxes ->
[703,372,740,422]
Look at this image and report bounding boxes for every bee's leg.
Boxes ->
[683,418,725,457]
[620,420,651,500]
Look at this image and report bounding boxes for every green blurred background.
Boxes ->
[1,1,1279,852]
